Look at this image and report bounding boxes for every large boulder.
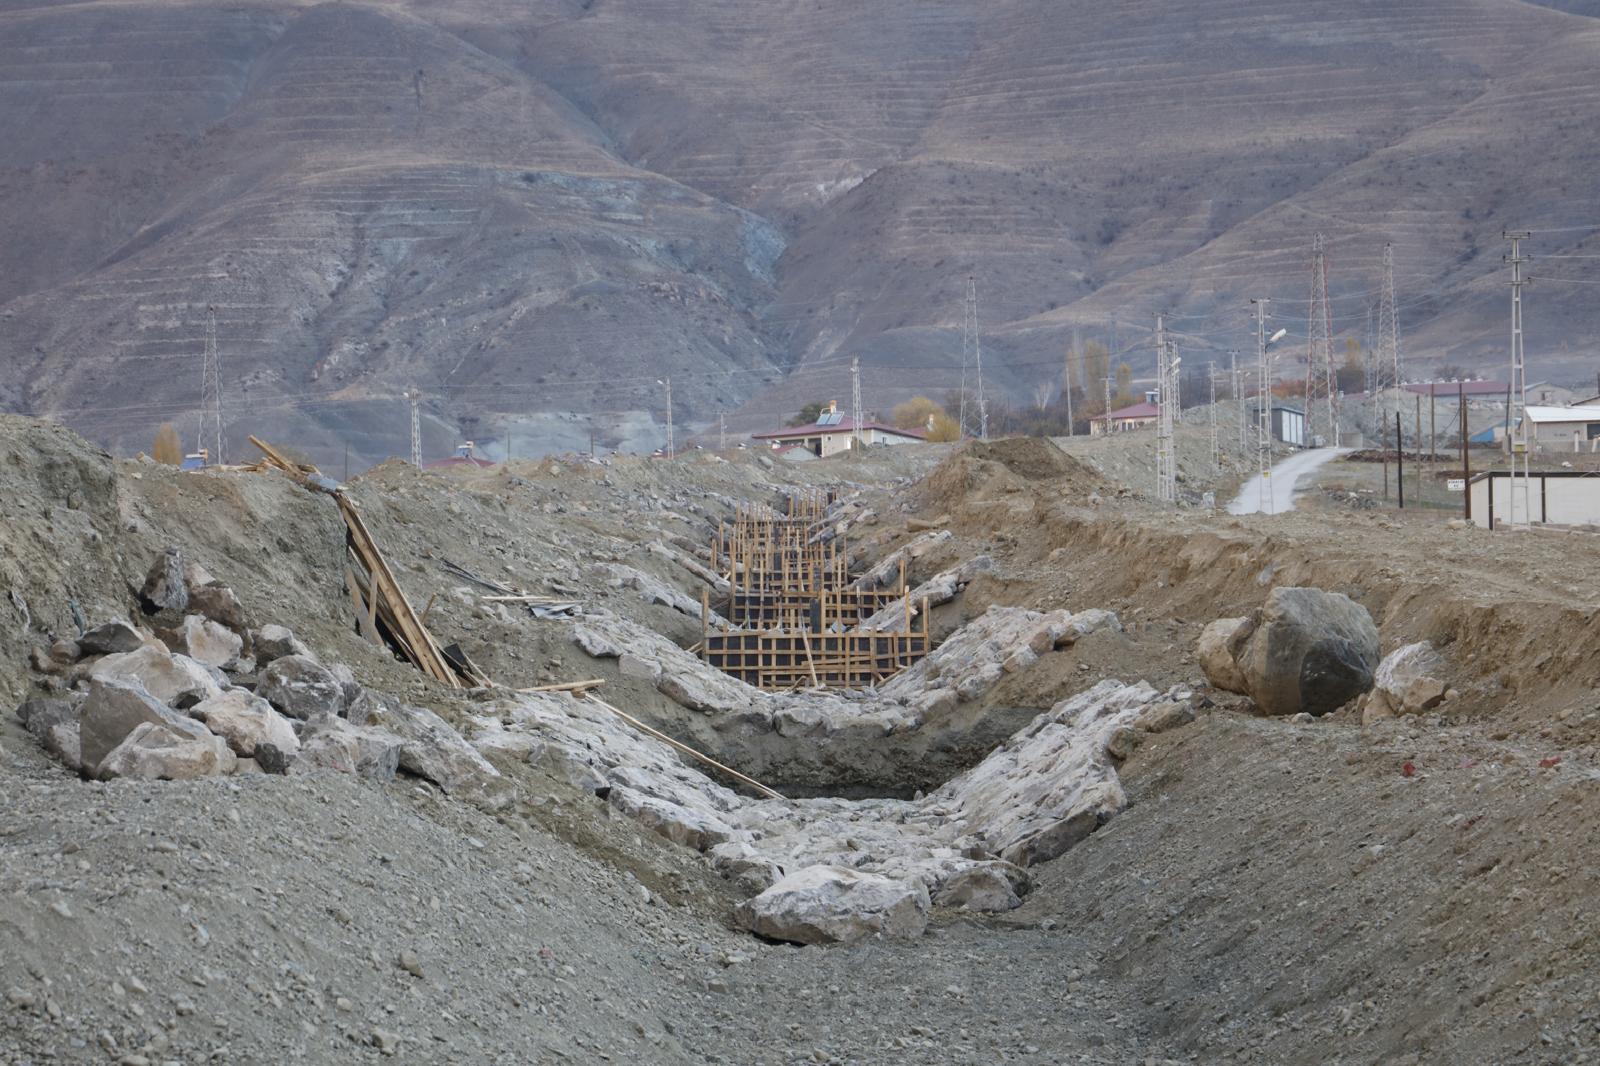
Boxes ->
[734,865,929,944]
[187,689,299,758]
[86,645,222,710]
[256,655,345,719]
[167,615,244,671]
[77,678,219,773]
[98,720,236,781]
[77,620,145,656]
[1208,588,1378,717]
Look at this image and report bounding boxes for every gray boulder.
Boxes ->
[139,547,189,613]
[78,620,145,656]
[256,655,345,719]
[253,624,311,666]
[187,689,299,758]
[1211,588,1378,717]
[734,865,929,944]
[98,720,236,781]
[86,645,222,710]
[77,678,218,773]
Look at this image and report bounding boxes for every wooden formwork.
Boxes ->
[705,495,925,690]
[701,596,931,690]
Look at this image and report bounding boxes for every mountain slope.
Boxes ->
[2,0,1598,462]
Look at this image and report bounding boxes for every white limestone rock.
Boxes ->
[734,865,930,944]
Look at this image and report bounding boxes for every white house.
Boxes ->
[1522,405,1600,450]
[752,401,928,458]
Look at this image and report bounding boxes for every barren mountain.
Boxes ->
[4,0,1600,463]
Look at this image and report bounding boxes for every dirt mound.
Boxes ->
[918,436,1105,517]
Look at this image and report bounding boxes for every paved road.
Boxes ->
[1227,447,1352,515]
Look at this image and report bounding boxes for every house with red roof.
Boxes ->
[1091,391,1162,435]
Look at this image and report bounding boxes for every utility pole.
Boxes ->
[657,376,674,459]
[1305,233,1338,447]
[1504,231,1532,528]
[405,387,422,467]
[965,275,988,439]
[1396,412,1405,509]
[1103,375,1113,436]
[1209,361,1219,471]
[1154,313,1176,503]
[198,306,224,464]
[1415,393,1424,507]
[1064,326,1078,436]
[719,412,726,451]
[850,356,864,452]
[1230,350,1243,452]
[1376,242,1403,432]
[959,277,971,438]
[1252,298,1272,514]
[1460,381,1470,522]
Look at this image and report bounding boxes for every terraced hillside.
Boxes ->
[4,0,1600,463]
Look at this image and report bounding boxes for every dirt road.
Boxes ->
[1228,446,1352,514]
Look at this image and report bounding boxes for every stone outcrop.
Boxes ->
[1199,588,1378,716]
[87,644,223,708]
[465,676,1176,941]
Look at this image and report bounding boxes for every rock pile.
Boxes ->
[1198,587,1379,716]
[15,548,506,807]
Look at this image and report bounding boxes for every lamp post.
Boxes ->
[657,377,674,459]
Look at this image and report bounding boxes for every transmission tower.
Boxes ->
[197,306,224,465]
[1374,243,1403,428]
[1103,375,1113,436]
[850,356,864,451]
[1252,299,1273,513]
[405,387,422,467]
[1154,314,1177,503]
[1304,233,1337,447]
[1505,231,1532,528]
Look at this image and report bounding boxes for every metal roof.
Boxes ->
[1524,405,1600,424]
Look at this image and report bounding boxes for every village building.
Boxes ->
[752,401,926,458]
